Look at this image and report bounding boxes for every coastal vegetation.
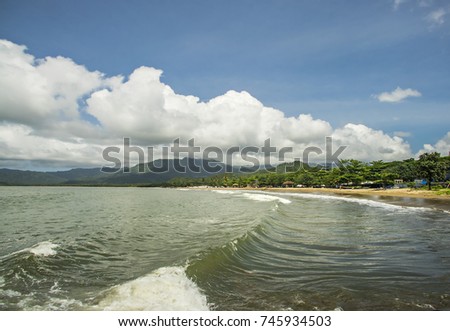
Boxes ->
[1,153,449,194]
[167,153,450,192]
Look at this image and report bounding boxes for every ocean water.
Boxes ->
[0,186,449,311]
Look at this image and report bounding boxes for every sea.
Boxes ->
[1,186,449,311]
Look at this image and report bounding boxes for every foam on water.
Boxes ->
[46,298,84,311]
[212,189,448,214]
[0,289,21,298]
[0,241,59,260]
[241,193,292,204]
[266,192,437,213]
[94,266,209,311]
[212,190,239,195]
[27,241,59,257]
[212,190,292,204]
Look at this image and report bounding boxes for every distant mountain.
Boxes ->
[52,167,114,181]
[0,158,234,186]
[263,160,311,173]
[0,169,66,185]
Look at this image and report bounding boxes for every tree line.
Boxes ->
[166,152,450,190]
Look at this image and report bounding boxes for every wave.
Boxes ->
[0,241,59,260]
[211,190,238,195]
[212,190,291,204]
[27,241,59,257]
[212,189,446,213]
[93,266,209,311]
[185,217,312,310]
[288,193,409,210]
[263,191,440,213]
[184,196,450,310]
[241,193,292,204]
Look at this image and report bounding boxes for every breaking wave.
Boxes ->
[93,266,209,311]
[0,241,59,260]
[212,190,291,204]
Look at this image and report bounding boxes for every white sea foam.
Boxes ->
[213,189,448,214]
[212,190,292,204]
[0,241,59,260]
[212,190,239,195]
[46,297,84,310]
[49,281,62,294]
[268,192,434,212]
[241,193,292,204]
[0,269,19,300]
[414,303,436,310]
[0,289,22,297]
[95,266,209,311]
[28,241,59,257]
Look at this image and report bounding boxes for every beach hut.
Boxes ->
[282,181,295,188]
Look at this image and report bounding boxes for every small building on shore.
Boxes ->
[282,181,295,188]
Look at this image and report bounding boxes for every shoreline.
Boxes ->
[263,187,450,200]
[199,187,450,212]
[206,186,450,200]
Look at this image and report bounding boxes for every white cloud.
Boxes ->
[86,69,334,149]
[0,39,416,168]
[393,0,408,10]
[417,132,450,156]
[332,124,412,161]
[426,8,447,25]
[0,39,117,133]
[0,123,107,167]
[374,86,422,103]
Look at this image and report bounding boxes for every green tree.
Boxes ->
[387,158,417,182]
[323,168,342,187]
[366,160,386,182]
[296,171,314,187]
[340,159,367,185]
[380,172,397,188]
[417,152,447,190]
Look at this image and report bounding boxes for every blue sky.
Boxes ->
[0,0,449,169]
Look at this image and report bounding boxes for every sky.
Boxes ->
[0,0,449,170]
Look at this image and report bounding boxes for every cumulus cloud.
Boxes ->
[0,123,107,168]
[0,39,118,139]
[0,39,415,169]
[417,132,450,156]
[374,87,422,103]
[86,67,334,149]
[332,124,412,161]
